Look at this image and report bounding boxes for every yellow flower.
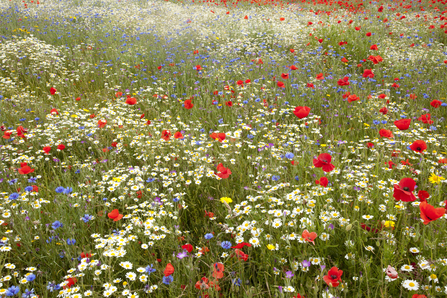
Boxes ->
[384,221,395,228]
[266,244,275,250]
[220,197,232,204]
[429,173,445,184]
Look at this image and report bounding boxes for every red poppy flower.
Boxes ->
[195,277,210,290]
[164,263,175,276]
[370,44,378,50]
[313,153,335,173]
[290,65,298,70]
[174,131,184,139]
[307,83,314,88]
[316,73,324,80]
[418,190,430,202]
[231,242,252,249]
[181,244,193,253]
[410,140,427,153]
[420,201,445,225]
[32,185,39,192]
[50,108,59,115]
[184,99,194,109]
[16,126,27,138]
[316,177,329,187]
[323,267,343,287]
[277,81,285,88]
[195,65,202,71]
[57,144,65,151]
[439,158,447,164]
[379,107,388,114]
[63,277,77,289]
[355,26,361,31]
[430,100,442,108]
[378,94,386,99]
[362,69,374,78]
[293,106,311,119]
[234,249,248,261]
[392,83,400,88]
[80,252,92,259]
[412,295,427,298]
[337,77,349,86]
[50,87,57,95]
[212,262,224,279]
[2,130,13,139]
[161,130,171,141]
[367,142,374,148]
[125,96,137,105]
[236,80,244,86]
[216,163,231,179]
[290,49,295,53]
[210,133,226,142]
[379,129,393,139]
[394,119,411,130]
[302,230,317,245]
[386,265,398,279]
[115,92,122,97]
[418,113,434,124]
[341,57,348,63]
[97,120,107,128]
[281,73,289,79]
[225,101,233,107]
[393,178,417,202]
[347,94,359,103]
[107,209,123,221]
[18,163,35,175]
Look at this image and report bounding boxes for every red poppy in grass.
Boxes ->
[316,176,328,187]
[212,262,224,279]
[195,65,202,71]
[3,130,13,139]
[125,96,137,105]
[236,80,244,86]
[32,185,39,192]
[17,126,27,138]
[412,295,427,298]
[394,119,411,130]
[63,277,77,290]
[111,142,118,147]
[386,265,398,279]
[277,81,285,88]
[80,252,92,259]
[210,133,226,142]
[281,73,289,79]
[195,277,210,290]
[107,209,123,221]
[234,249,248,261]
[316,73,324,80]
[115,92,122,97]
[318,39,323,43]
[347,94,359,103]
[363,69,374,78]
[355,26,361,31]
[313,153,335,172]
[366,32,371,36]
[379,129,393,139]
[302,229,317,245]
[164,263,174,276]
[225,101,233,107]
[50,108,59,115]
[379,107,388,115]
[378,94,386,99]
[378,5,383,12]
[216,163,231,179]
[290,49,294,53]
[184,99,194,109]
[293,106,311,119]
[439,158,447,164]
[418,190,430,202]
[370,44,378,50]
[337,77,349,86]
[393,178,417,202]
[181,244,193,253]
[231,242,252,249]
[50,87,57,95]
[97,120,107,128]
[174,131,184,139]
[57,144,65,150]
[430,100,442,108]
[418,113,434,124]
[204,210,214,218]
[245,79,251,84]
[387,161,396,169]
[341,57,348,63]
[307,82,315,88]
[360,223,381,233]
[90,114,96,118]
[323,267,343,287]
[367,142,374,148]
[18,163,35,175]
[289,65,298,71]
[410,140,427,153]
[420,201,445,225]
[161,130,171,141]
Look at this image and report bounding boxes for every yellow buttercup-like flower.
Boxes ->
[266,244,275,250]
[429,173,445,184]
[220,197,232,204]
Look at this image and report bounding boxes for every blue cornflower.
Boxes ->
[162,275,174,285]
[63,187,73,194]
[55,186,65,193]
[272,175,280,181]
[372,120,380,125]
[9,193,19,200]
[75,170,80,174]
[204,233,214,239]
[145,264,156,275]
[6,285,20,296]
[8,179,18,185]
[218,118,224,124]
[285,152,294,159]
[232,278,241,286]
[146,178,155,183]
[247,134,254,139]
[81,214,93,223]
[221,241,232,249]
[66,238,76,245]
[430,126,437,131]
[294,176,300,181]
[22,288,34,298]
[173,197,179,202]
[27,177,37,183]
[26,274,36,282]
[51,221,63,230]
[24,186,33,192]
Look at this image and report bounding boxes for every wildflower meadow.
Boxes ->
[1,0,447,297]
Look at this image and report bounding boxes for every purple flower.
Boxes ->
[285,271,294,278]
[177,251,188,259]
[302,260,311,267]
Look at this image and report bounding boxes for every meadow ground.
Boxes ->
[0,0,447,297]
